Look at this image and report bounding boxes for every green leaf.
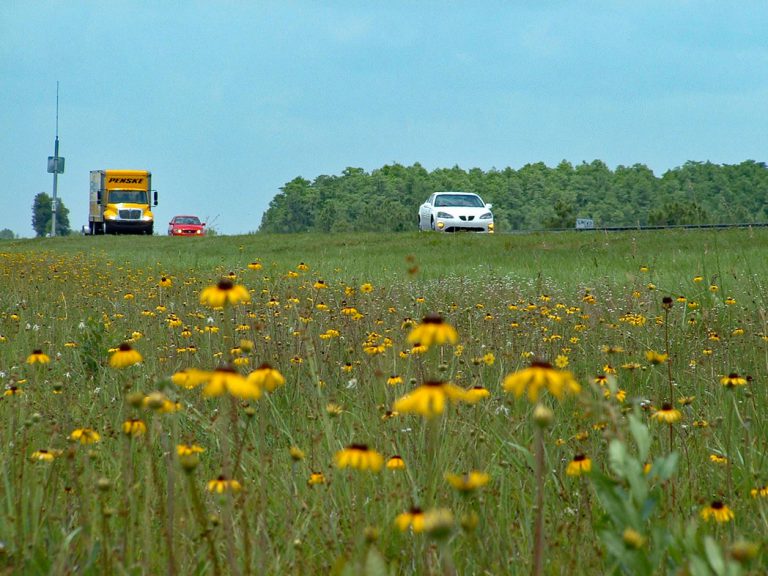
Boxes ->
[650,452,679,482]
[364,546,389,576]
[608,439,629,477]
[704,536,726,576]
[628,414,650,462]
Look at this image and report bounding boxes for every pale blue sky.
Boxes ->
[2,2,767,237]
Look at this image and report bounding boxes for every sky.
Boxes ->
[2,2,767,237]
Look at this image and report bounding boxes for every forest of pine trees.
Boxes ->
[259,160,768,233]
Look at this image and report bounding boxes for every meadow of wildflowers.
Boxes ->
[1,229,767,575]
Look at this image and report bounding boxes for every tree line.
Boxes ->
[258,160,768,233]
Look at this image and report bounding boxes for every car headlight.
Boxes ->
[436,212,452,219]
[196,229,203,235]
[141,215,152,221]
[480,212,493,220]
[105,213,116,220]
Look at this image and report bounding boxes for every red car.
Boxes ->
[168,215,206,236]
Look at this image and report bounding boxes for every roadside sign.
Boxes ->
[48,156,65,174]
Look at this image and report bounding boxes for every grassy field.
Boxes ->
[1,229,767,575]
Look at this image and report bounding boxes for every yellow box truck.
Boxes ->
[89,170,157,234]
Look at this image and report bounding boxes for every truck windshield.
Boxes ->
[108,190,148,204]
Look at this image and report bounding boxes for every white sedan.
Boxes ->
[418,192,494,233]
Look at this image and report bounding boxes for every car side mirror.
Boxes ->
[153,190,158,206]
[202,223,206,227]
[486,203,493,209]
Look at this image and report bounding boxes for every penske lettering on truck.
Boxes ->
[107,178,145,184]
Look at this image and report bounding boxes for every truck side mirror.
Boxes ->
[97,191,102,205]
[153,191,158,206]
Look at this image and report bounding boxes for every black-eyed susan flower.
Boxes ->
[207,475,242,494]
[159,276,173,288]
[308,471,326,486]
[360,283,374,293]
[200,279,251,308]
[594,374,608,386]
[729,541,760,564]
[410,342,428,355]
[122,418,147,437]
[381,410,399,421]
[387,375,403,386]
[203,365,261,400]
[334,444,383,472]
[700,501,734,523]
[709,454,728,465]
[393,380,470,418]
[645,350,668,365]
[423,508,455,540]
[27,349,51,364]
[289,446,305,461]
[750,485,768,498]
[652,403,682,424]
[171,368,211,389]
[313,279,327,289]
[386,455,406,470]
[248,261,263,271]
[109,342,143,368]
[395,507,426,533]
[247,363,285,392]
[502,361,581,403]
[4,386,23,396]
[445,470,490,493]
[326,402,343,417]
[407,315,458,347]
[566,454,592,476]
[622,527,646,549]
[70,428,101,444]
[177,443,205,471]
[30,449,61,462]
[464,386,490,403]
[720,373,747,388]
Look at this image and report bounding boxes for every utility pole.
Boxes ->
[47,81,65,237]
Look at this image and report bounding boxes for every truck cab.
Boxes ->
[89,170,157,235]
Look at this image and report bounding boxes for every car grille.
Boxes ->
[459,215,475,221]
[118,209,142,220]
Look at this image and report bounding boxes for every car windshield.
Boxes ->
[434,194,484,208]
[176,217,201,225]
[108,190,148,204]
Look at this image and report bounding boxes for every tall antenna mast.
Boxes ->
[48,81,65,237]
